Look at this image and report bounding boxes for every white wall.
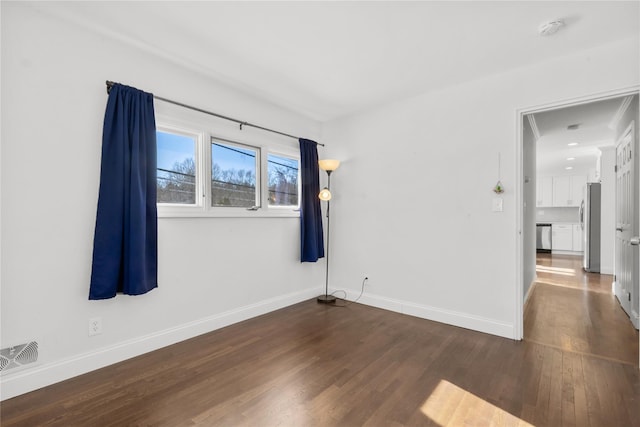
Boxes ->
[599,146,615,275]
[322,36,639,339]
[1,4,323,399]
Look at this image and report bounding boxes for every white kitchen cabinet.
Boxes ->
[552,224,573,251]
[552,176,571,206]
[551,175,586,207]
[572,224,583,252]
[536,176,553,207]
[570,175,587,207]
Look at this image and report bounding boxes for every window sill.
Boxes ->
[157,207,300,218]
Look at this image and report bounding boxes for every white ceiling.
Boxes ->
[32,1,640,122]
[532,95,635,176]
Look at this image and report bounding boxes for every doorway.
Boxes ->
[517,89,640,368]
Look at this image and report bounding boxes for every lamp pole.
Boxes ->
[318,170,336,303]
[317,159,340,304]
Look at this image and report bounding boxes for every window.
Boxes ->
[157,130,198,205]
[155,120,300,218]
[211,140,259,208]
[268,153,299,207]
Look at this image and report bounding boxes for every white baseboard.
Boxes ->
[551,250,582,256]
[338,288,514,339]
[524,280,536,306]
[0,287,318,401]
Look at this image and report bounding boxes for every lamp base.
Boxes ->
[317,294,337,304]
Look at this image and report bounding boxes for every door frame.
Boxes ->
[514,85,640,345]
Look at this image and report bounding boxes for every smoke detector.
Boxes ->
[538,19,564,36]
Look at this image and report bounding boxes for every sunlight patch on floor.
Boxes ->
[534,279,613,295]
[535,279,580,289]
[421,380,535,427]
[536,265,576,276]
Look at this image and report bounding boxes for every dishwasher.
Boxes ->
[536,223,552,253]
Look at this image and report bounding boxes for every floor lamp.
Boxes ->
[317,159,340,304]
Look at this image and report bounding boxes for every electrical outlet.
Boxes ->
[88,317,102,336]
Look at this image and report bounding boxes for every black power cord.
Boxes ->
[329,277,368,307]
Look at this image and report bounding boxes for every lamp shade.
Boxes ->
[318,159,340,172]
[318,188,332,201]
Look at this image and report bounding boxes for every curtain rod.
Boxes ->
[105,81,324,147]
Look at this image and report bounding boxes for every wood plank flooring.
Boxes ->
[2,255,639,426]
[525,254,638,365]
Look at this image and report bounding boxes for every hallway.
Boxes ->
[525,253,638,366]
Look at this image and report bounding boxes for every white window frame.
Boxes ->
[266,150,301,210]
[155,115,301,218]
[155,124,205,215]
[210,137,262,213]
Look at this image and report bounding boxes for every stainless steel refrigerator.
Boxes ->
[581,182,601,272]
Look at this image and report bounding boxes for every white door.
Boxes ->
[615,125,634,317]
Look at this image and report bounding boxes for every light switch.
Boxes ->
[492,197,503,212]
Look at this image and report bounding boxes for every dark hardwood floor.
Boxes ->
[2,256,639,426]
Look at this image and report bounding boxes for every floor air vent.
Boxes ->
[1,341,38,372]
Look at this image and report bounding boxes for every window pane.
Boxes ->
[211,141,257,207]
[268,154,299,207]
[157,131,196,204]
